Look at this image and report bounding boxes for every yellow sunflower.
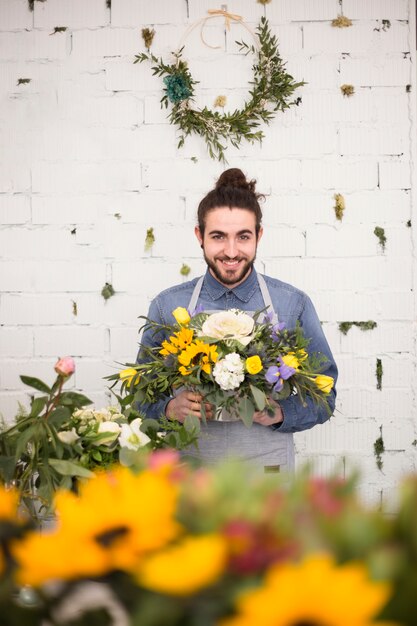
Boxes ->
[137,533,227,596]
[160,328,194,356]
[220,554,393,626]
[178,340,218,376]
[0,485,19,522]
[13,466,182,586]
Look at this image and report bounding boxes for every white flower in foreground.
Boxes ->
[201,310,254,346]
[94,421,122,446]
[213,353,245,391]
[119,418,151,451]
[57,428,79,445]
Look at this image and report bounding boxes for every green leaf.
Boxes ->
[237,396,255,428]
[59,391,92,408]
[20,375,51,394]
[250,384,266,411]
[119,447,141,467]
[49,459,94,478]
[47,406,71,428]
[0,455,18,483]
[184,414,201,434]
[29,396,48,418]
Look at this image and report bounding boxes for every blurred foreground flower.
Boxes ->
[0,457,415,625]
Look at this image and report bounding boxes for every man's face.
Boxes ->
[195,207,263,288]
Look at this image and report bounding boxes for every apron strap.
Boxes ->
[188,273,278,322]
[188,276,204,314]
[257,274,278,322]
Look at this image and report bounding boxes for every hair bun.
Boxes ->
[215,168,256,194]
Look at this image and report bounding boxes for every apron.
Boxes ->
[184,274,295,472]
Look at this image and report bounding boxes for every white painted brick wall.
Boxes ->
[0,0,416,506]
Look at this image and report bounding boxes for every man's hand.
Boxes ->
[253,399,284,428]
[165,390,214,423]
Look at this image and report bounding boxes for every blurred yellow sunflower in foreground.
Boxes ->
[220,554,394,626]
[138,533,228,596]
[13,465,182,587]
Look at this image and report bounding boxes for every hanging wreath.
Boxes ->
[135,13,304,162]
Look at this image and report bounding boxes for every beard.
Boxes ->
[203,250,256,287]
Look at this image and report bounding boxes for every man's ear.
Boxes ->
[257,226,264,243]
[195,226,203,247]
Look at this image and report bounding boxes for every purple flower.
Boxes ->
[263,311,274,324]
[265,366,284,392]
[277,357,296,380]
[271,321,286,342]
[265,358,296,393]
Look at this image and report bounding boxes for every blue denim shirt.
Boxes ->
[137,269,338,433]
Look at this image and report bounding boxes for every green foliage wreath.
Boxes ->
[135,17,304,162]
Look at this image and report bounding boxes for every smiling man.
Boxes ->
[137,168,338,470]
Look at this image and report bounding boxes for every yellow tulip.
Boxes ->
[315,375,334,394]
[172,307,191,325]
[119,367,139,386]
[282,354,299,370]
[245,355,263,375]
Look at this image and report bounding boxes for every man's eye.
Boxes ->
[212,235,223,240]
[239,235,250,240]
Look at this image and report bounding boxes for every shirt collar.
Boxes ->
[203,268,259,303]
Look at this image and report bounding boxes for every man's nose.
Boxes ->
[224,238,237,258]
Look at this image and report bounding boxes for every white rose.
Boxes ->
[94,421,122,446]
[118,418,151,451]
[57,428,79,445]
[201,310,254,346]
[213,353,245,391]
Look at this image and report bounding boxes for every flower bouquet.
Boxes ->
[114,307,334,425]
[0,358,199,521]
[0,454,416,625]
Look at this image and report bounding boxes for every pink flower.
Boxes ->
[54,356,75,378]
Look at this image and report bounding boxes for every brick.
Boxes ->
[34,0,109,28]
[0,194,31,224]
[302,417,381,453]
[111,0,186,26]
[340,126,407,157]
[260,226,305,257]
[58,93,142,128]
[0,392,33,425]
[1,358,57,390]
[0,327,33,357]
[188,0,263,23]
[143,159,220,191]
[287,54,340,89]
[0,161,31,193]
[72,294,148,327]
[0,228,75,260]
[343,0,409,19]
[379,161,411,189]
[105,57,161,92]
[0,294,74,325]
[72,28,141,58]
[301,91,374,124]
[0,0,32,30]
[234,125,337,159]
[248,160,302,194]
[341,190,410,224]
[340,55,411,86]
[301,160,378,191]
[0,261,35,291]
[32,262,106,292]
[32,162,141,193]
[73,358,116,391]
[34,326,106,357]
[111,260,197,294]
[340,322,413,355]
[0,30,68,61]
[306,224,376,257]
[337,388,412,419]
[109,326,142,360]
[303,22,409,54]
[266,0,338,22]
